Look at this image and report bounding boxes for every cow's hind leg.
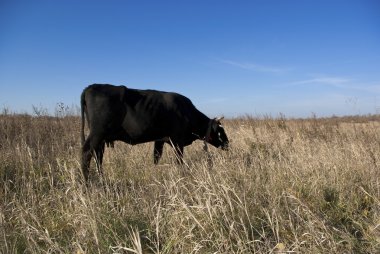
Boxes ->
[154,141,165,164]
[81,134,104,182]
[82,137,92,182]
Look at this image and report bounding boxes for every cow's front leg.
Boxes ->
[154,141,165,164]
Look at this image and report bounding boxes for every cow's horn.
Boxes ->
[215,116,224,122]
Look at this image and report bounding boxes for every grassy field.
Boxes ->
[1,113,380,253]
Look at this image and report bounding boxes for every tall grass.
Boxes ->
[1,113,379,253]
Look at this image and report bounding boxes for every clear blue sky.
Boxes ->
[1,0,379,117]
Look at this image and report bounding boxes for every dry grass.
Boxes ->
[1,113,380,253]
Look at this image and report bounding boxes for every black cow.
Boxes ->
[81,84,229,181]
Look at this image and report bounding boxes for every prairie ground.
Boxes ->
[1,113,379,253]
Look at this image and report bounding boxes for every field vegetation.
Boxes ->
[1,111,380,253]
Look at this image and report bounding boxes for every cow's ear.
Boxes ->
[214,116,224,123]
[212,117,223,130]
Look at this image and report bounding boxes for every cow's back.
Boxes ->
[122,88,204,144]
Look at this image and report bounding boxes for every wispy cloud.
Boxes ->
[361,83,380,93]
[291,77,351,86]
[220,59,292,74]
[346,82,380,94]
[289,75,380,93]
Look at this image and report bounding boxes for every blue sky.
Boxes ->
[1,0,379,117]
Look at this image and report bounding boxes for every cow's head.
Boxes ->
[207,117,229,150]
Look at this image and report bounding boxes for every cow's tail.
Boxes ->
[80,91,86,147]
